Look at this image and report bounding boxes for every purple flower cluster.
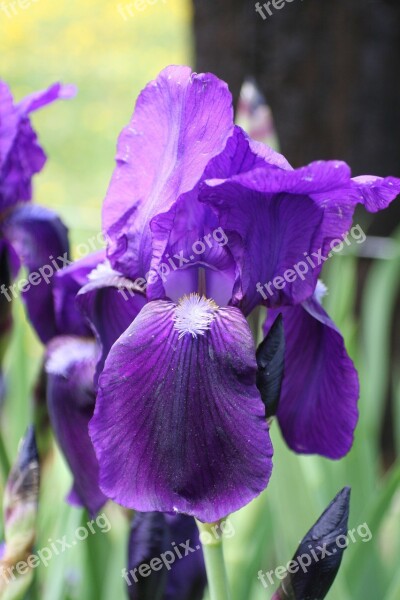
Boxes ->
[0,80,74,395]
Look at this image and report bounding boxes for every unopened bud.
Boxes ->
[0,426,40,597]
[273,487,351,600]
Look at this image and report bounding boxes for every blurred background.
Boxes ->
[1,1,399,599]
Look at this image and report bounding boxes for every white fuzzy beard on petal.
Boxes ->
[87,260,123,282]
[46,338,96,378]
[173,293,218,340]
[315,279,328,303]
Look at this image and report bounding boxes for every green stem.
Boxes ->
[196,520,231,600]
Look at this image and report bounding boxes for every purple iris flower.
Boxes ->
[78,65,400,523]
[0,80,75,344]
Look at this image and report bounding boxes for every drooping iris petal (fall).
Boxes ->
[90,299,273,522]
[126,512,206,600]
[77,261,147,383]
[45,336,107,515]
[3,204,70,343]
[163,514,206,600]
[265,285,359,459]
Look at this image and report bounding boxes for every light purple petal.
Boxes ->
[349,175,400,213]
[1,81,76,212]
[265,289,359,458]
[45,336,107,515]
[16,82,76,115]
[103,66,234,280]
[90,300,272,522]
[0,81,18,169]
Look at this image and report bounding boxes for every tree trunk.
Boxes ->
[193,0,400,233]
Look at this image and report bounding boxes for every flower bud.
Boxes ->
[0,426,39,596]
[256,314,285,418]
[272,487,351,600]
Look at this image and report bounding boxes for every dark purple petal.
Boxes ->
[76,263,146,382]
[126,512,205,600]
[103,66,234,280]
[163,515,206,600]
[90,299,272,522]
[265,285,359,458]
[3,204,70,343]
[200,179,325,314]
[126,512,170,600]
[45,336,107,515]
[53,251,105,338]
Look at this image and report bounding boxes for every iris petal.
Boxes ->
[53,251,105,338]
[0,81,18,171]
[265,289,359,458]
[127,512,205,600]
[103,66,234,281]
[90,299,272,522]
[148,127,280,301]
[0,80,76,212]
[201,179,325,314]
[77,267,146,383]
[45,336,107,515]
[3,204,70,343]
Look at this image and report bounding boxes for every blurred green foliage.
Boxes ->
[1,1,400,599]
